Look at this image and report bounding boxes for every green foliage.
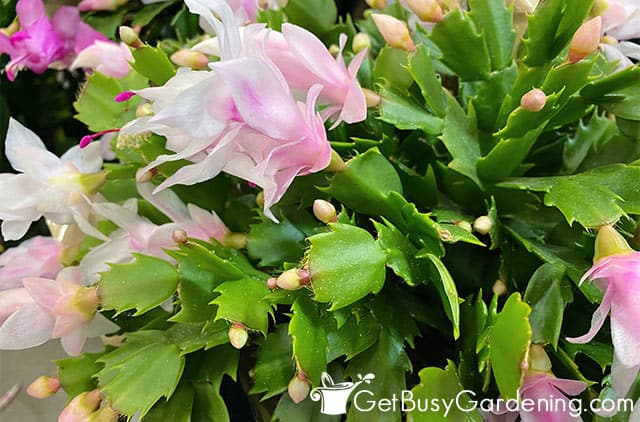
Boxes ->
[523,0,595,66]
[290,296,328,384]
[408,361,483,421]
[130,45,176,85]
[282,0,337,36]
[98,254,179,316]
[211,278,274,334]
[250,324,295,399]
[309,223,387,310]
[489,293,532,400]
[418,253,461,340]
[97,331,186,417]
[74,72,147,131]
[247,216,308,267]
[56,353,104,399]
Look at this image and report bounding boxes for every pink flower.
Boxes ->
[567,225,640,399]
[188,0,368,125]
[0,0,107,80]
[0,236,63,291]
[598,0,640,69]
[70,40,133,78]
[486,346,588,422]
[58,390,102,422]
[0,118,106,241]
[0,267,115,355]
[80,186,229,281]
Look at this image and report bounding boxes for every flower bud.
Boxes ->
[328,44,341,57]
[455,220,473,233]
[352,33,371,53]
[365,0,387,9]
[313,200,337,224]
[223,233,247,250]
[228,323,249,349]
[406,0,443,22]
[492,279,507,296]
[593,225,632,263]
[288,372,310,404]
[118,26,142,48]
[172,229,188,244]
[520,88,547,112]
[170,50,209,69]
[473,215,493,235]
[58,390,102,422]
[266,277,277,290]
[568,16,602,63]
[363,88,381,108]
[276,268,310,291]
[371,14,415,52]
[26,376,61,399]
[439,229,453,242]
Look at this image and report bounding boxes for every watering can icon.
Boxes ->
[309,372,375,415]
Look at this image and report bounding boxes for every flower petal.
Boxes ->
[566,282,614,344]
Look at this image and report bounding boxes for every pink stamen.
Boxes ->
[79,128,120,148]
[114,91,136,102]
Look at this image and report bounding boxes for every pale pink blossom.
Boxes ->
[70,40,133,78]
[58,390,102,422]
[0,236,62,291]
[598,0,640,69]
[567,226,640,399]
[0,0,107,80]
[0,267,115,355]
[188,0,367,124]
[0,118,105,241]
[80,186,229,281]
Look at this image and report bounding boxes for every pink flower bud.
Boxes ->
[276,268,310,291]
[492,279,507,296]
[118,26,142,48]
[520,88,547,112]
[228,323,249,349]
[266,277,278,290]
[371,14,416,52]
[406,0,443,22]
[26,376,61,399]
[58,390,102,422]
[172,229,188,244]
[593,224,633,263]
[569,16,602,63]
[288,372,310,404]
[313,200,338,224]
[473,215,493,235]
[170,50,209,69]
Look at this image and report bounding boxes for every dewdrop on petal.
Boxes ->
[473,215,493,235]
[569,16,602,63]
[313,200,337,224]
[228,323,248,349]
[288,372,311,404]
[26,376,60,399]
[406,0,443,22]
[371,14,416,52]
[352,33,371,54]
[520,88,547,112]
